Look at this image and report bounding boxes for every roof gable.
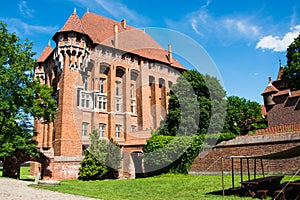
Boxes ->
[37,45,53,63]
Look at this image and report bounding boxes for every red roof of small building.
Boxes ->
[37,45,53,63]
[273,89,290,96]
[289,90,300,98]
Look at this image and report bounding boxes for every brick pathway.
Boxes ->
[0,178,99,200]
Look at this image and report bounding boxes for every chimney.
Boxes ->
[168,44,173,64]
[114,24,118,48]
[268,77,272,83]
[121,19,127,29]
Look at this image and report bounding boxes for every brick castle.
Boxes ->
[32,9,186,180]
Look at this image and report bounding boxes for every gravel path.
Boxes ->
[0,178,99,200]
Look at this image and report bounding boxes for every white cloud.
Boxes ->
[167,4,261,45]
[256,25,300,52]
[1,18,58,36]
[18,1,35,18]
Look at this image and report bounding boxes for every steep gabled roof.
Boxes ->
[53,11,186,70]
[37,44,53,63]
[57,12,85,35]
[262,83,279,95]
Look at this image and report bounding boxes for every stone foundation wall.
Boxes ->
[190,132,300,175]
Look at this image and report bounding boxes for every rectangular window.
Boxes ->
[97,95,107,110]
[99,123,105,138]
[84,77,88,91]
[131,125,136,133]
[116,81,121,96]
[100,78,105,93]
[131,99,136,114]
[130,84,134,98]
[116,124,122,138]
[82,122,88,137]
[81,92,93,108]
[116,97,121,112]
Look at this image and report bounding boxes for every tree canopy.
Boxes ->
[159,70,226,136]
[223,96,266,135]
[0,22,57,178]
[282,33,300,90]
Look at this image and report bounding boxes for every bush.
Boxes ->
[143,134,204,176]
[78,130,122,180]
[78,150,108,180]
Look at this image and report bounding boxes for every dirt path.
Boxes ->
[0,178,99,200]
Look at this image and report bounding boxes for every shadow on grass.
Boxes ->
[206,188,233,197]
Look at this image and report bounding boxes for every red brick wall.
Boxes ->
[190,132,300,175]
[256,123,300,134]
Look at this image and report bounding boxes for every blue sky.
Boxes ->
[1,0,300,104]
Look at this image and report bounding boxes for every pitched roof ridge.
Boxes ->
[59,12,85,34]
[262,82,279,95]
[37,44,53,63]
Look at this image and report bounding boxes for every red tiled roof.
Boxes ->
[289,90,300,98]
[262,83,279,95]
[273,89,290,96]
[54,12,186,70]
[58,13,85,35]
[37,45,53,62]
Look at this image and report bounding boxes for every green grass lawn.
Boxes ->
[0,166,35,181]
[32,174,282,200]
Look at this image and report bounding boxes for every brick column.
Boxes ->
[139,61,152,130]
[108,64,116,139]
[124,68,131,140]
[53,51,82,156]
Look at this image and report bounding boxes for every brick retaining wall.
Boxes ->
[190,132,300,175]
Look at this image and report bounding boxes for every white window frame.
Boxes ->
[80,91,93,109]
[116,124,122,138]
[99,123,105,138]
[116,97,122,112]
[99,78,105,94]
[130,98,136,114]
[82,122,88,137]
[130,84,134,98]
[97,94,107,110]
[116,81,121,96]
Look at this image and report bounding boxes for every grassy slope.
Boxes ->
[34,174,256,200]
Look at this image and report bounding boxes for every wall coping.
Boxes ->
[217,131,300,147]
[54,156,84,162]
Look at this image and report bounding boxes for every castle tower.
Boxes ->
[261,77,279,110]
[51,9,92,156]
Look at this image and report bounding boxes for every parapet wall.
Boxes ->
[190,132,300,175]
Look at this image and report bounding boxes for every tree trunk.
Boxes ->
[3,157,20,179]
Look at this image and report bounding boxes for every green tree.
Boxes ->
[160,70,226,136]
[282,33,300,90]
[79,130,122,180]
[0,22,57,179]
[223,96,266,135]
